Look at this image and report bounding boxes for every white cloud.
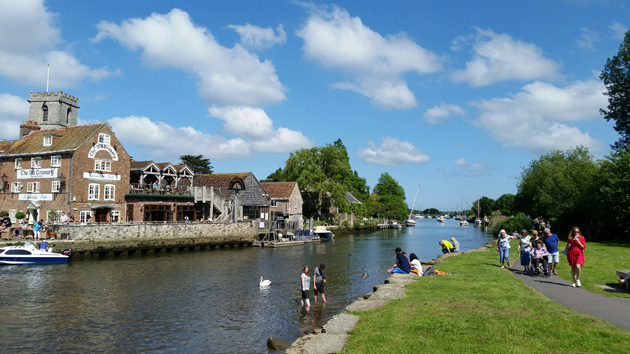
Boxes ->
[228,23,286,50]
[0,93,29,140]
[424,103,466,124]
[610,21,628,39]
[453,158,467,166]
[296,5,442,110]
[358,137,430,166]
[94,9,286,107]
[0,0,118,88]
[576,27,598,50]
[208,106,314,153]
[473,80,606,153]
[451,28,560,87]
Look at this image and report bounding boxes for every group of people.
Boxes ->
[497,226,586,288]
[299,263,327,307]
[439,237,460,254]
[386,247,424,276]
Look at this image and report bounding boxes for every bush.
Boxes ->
[0,210,8,217]
[490,212,531,236]
[14,211,26,220]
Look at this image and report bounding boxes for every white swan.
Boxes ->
[259,276,271,287]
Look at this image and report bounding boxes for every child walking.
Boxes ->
[300,266,311,307]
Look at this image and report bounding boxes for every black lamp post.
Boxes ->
[1,173,7,192]
[58,172,66,192]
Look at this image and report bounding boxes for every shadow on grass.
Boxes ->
[598,283,630,294]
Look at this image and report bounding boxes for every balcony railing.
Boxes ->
[128,183,192,196]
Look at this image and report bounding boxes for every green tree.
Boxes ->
[515,146,598,226]
[373,172,407,220]
[180,154,213,174]
[472,197,495,219]
[595,149,630,227]
[494,193,516,216]
[600,30,630,152]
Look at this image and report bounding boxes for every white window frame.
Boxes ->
[27,182,40,193]
[88,183,100,200]
[52,181,60,193]
[11,182,21,193]
[51,155,62,167]
[31,156,42,168]
[104,184,115,201]
[110,210,120,223]
[43,135,53,146]
[9,209,16,223]
[80,211,92,223]
[98,133,111,145]
[15,158,22,170]
[95,160,112,172]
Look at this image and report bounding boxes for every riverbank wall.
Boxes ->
[39,221,258,259]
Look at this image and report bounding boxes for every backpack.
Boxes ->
[423,266,435,276]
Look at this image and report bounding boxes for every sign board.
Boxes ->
[87,143,118,161]
[83,172,121,181]
[19,193,53,201]
[17,168,58,179]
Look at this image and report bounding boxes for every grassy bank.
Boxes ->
[342,241,630,353]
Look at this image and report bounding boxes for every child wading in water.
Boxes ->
[300,266,311,307]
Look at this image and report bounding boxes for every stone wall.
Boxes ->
[47,221,258,254]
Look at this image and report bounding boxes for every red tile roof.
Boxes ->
[260,182,298,199]
[0,123,107,156]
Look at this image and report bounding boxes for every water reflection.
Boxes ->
[0,219,491,353]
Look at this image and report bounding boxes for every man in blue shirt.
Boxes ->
[387,247,411,275]
[40,240,49,251]
[543,228,560,275]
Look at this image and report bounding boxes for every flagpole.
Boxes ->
[46,64,50,92]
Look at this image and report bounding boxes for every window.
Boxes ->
[88,183,100,200]
[66,107,71,124]
[9,209,16,223]
[42,104,48,122]
[51,155,62,167]
[104,184,115,201]
[52,181,60,193]
[11,182,20,193]
[98,133,111,145]
[27,182,40,193]
[271,200,277,207]
[43,135,52,146]
[95,160,111,172]
[80,211,92,223]
[31,157,42,168]
[110,210,120,222]
[15,158,22,169]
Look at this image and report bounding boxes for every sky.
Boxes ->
[0,0,628,211]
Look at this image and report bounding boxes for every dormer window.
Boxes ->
[43,135,52,146]
[42,104,48,121]
[98,133,110,145]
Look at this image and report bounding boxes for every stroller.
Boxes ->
[529,246,550,277]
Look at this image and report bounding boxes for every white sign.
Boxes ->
[17,168,58,179]
[19,193,53,201]
[87,143,118,161]
[83,172,121,181]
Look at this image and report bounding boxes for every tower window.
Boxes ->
[66,107,71,124]
[42,104,48,121]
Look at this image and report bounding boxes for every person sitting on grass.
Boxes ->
[439,240,455,254]
[409,253,423,276]
[619,272,630,285]
[530,240,550,277]
[387,247,411,275]
[450,237,460,252]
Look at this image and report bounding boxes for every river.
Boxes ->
[0,219,493,353]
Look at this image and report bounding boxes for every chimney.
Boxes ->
[20,120,40,139]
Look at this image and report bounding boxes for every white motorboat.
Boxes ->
[459,220,469,227]
[0,243,69,265]
[313,226,334,240]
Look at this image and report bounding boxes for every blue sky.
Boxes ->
[0,0,628,211]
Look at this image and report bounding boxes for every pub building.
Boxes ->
[0,91,130,224]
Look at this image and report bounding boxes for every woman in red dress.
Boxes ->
[566,226,586,287]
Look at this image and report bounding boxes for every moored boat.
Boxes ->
[0,243,69,265]
[313,226,334,240]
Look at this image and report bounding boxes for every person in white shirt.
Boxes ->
[409,253,423,276]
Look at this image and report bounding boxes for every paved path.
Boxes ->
[512,257,630,330]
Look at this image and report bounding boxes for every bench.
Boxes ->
[0,229,11,240]
[617,270,630,291]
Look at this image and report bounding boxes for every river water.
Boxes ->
[0,219,493,353]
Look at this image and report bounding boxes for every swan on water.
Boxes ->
[259,276,271,287]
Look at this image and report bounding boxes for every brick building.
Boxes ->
[0,91,130,224]
[259,181,303,229]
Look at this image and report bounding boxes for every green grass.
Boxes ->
[342,241,630,354]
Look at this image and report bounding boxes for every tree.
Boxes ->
[180,154,213,174]
[373,172,407,220]
[472,197,495,219]
[595,149,630,227]
[494,194,516,216]
[600,30,630,152]
[264,168,284,182]
[515,146,598,226]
